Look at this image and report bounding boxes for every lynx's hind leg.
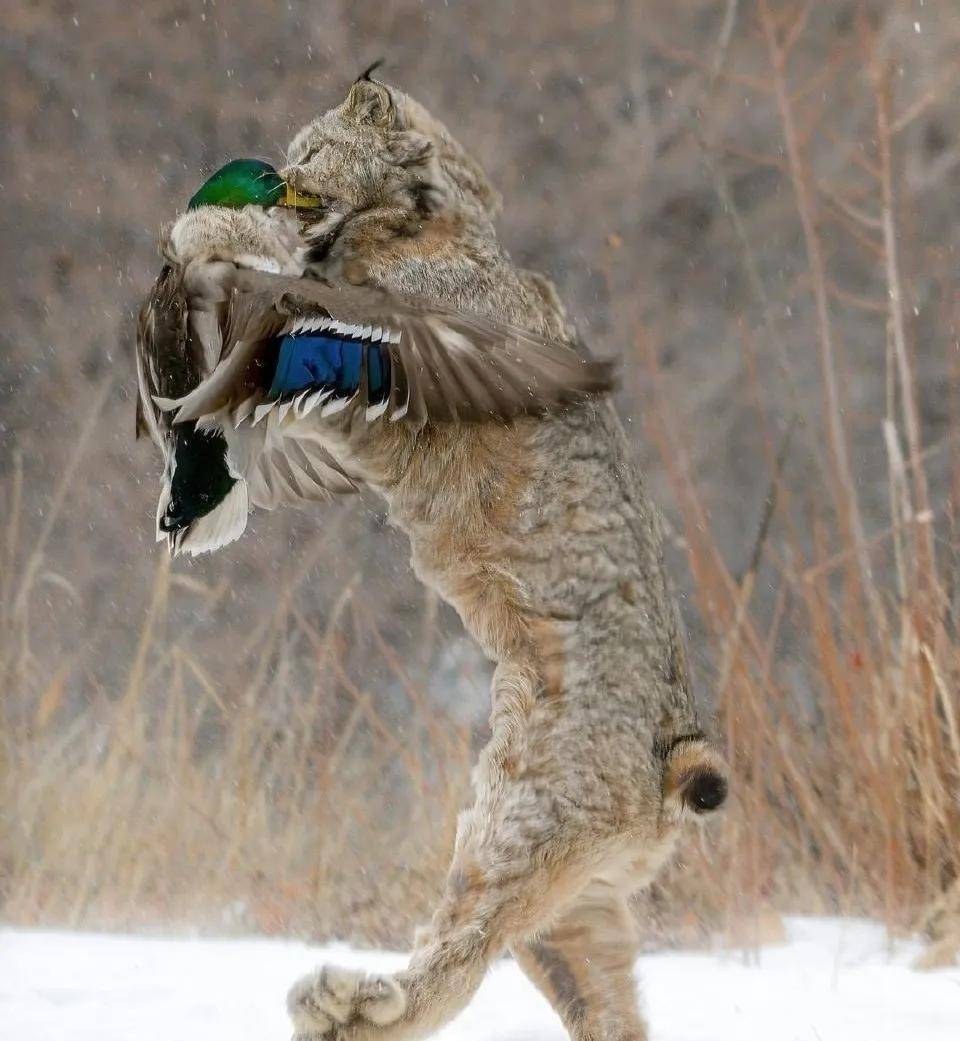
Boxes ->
[288,783,603,1041]
[286,661,645,1041]
[512,736,729,1041]
[514,878,647,1041]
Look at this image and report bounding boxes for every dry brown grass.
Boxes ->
[1,465,474,945]
[639,2,960,956]
[2,2,959,960]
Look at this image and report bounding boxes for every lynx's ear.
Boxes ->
[346,71,395,128]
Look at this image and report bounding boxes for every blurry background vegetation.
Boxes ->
[2,0,959,962]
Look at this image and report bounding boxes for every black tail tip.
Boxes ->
[686,768,728,813]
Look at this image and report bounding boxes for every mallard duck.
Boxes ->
[136,160,614,556]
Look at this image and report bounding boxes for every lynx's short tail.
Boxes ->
[661,735,729,822]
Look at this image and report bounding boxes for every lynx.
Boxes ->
[137,72,727,1041]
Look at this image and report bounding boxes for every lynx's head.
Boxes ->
[281,68,501,224]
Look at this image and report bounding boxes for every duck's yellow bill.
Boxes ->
[280,184,324,209]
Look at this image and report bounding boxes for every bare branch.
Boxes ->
[891,65,960,136]
[816,181,883,230]
[780,0,816,60]
[758,0,887,638]
[873,58,937,592]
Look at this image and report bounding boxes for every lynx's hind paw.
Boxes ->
[288,965,406,1040]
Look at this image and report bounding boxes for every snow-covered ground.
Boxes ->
[2,918,957,1041]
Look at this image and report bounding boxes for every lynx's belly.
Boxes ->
[373,402,699,738]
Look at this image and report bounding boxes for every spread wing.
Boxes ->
[222,420,362,510]
[154,265,617,429]
[135,261,362,509]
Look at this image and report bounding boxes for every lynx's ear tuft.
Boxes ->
[357,59,386,82]
[346,73,395,128]
[661,735,729,822]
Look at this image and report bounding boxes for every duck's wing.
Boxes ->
[154,266,617,429]
[135,258,237,446]
[222,420,362,511]
[135,264,193,449]
[136,260,363,512]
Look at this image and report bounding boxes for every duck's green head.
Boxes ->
[187,158,323,211]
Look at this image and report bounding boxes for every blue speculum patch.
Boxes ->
[269,334,391,403]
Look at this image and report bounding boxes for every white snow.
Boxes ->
[2,918,958,1041]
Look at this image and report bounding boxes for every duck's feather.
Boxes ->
[136,264,192,449]
[137,259,617,519]
[222,415,361,510]
[151,265,616,429]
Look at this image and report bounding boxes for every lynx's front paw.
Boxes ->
[287,965,407,1041]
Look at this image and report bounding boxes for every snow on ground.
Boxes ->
[2,918,958,1041]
